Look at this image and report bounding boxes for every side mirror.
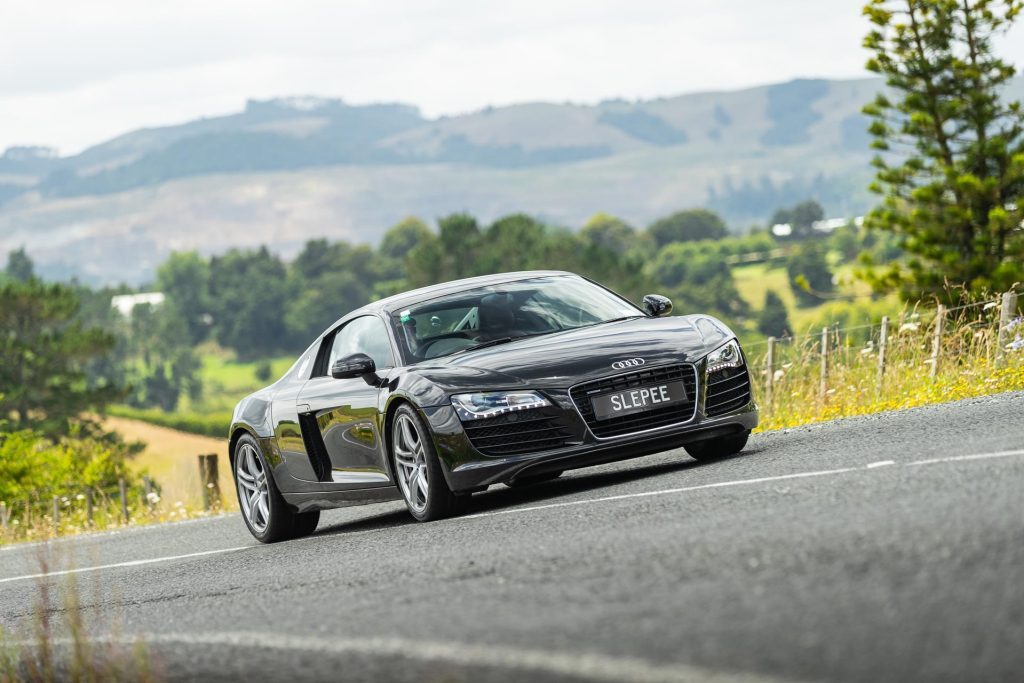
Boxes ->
[331,353,376,380]
[642,294,673,318]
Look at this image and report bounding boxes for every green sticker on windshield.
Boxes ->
[400,309,412,323]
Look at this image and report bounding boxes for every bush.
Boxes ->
[786,242,834,306]
[758,290,791,337]
[0,430,138,505]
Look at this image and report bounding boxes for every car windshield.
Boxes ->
[389,275,643,364]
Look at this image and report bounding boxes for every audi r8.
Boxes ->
[230,271,757,542]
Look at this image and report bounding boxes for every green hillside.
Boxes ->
[2,76,1022,284]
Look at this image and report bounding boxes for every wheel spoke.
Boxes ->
[246,449,258,478]
[394,447,415,466]
[401,419,417,451]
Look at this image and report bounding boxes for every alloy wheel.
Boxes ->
[236,443,270,533]
[393,413,429,513]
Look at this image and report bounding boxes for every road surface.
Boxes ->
[2,392,1024,682]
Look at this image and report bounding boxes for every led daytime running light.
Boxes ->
[451,391,551,421]
[706,340,743,374]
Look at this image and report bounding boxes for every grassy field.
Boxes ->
[732,261,897,335]
[106,416,234,512]
[183,347,294,413]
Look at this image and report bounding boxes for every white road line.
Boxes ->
[0,546,249,586]
[4,447,1024,585]
[463,449,1024,521]
[0,513,232,554]
[462,465,865,520]
[906,448,1024,467]
[40,631,787,683]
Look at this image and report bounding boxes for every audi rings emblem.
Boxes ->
[611,358,645,371]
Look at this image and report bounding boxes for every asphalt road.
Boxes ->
[2,392,1024,682]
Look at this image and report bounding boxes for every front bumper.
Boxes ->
[422,359,758,492]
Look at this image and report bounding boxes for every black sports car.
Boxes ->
[230,271,757,542]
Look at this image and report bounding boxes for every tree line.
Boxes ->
[3,202,901,422]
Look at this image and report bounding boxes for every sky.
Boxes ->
[3,0,1023,156]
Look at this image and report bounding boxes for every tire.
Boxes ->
[391,403,468,522]
[234,434,320,543]
[684,430,750,461]
[508,470,563,488]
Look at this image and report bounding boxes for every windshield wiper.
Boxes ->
[455,337,516,354]
[599,315,645,324]
[451,331,556,356]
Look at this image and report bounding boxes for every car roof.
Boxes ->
[325,270,576,334]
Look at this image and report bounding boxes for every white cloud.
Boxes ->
[1,0,1021,154]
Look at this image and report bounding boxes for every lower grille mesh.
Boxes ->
[570,363,698,438]
[705,365,752,416]
[462,411,573,456]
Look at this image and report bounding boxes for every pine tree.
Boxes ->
[0,280,123,435]
[758,290,792,337]
[862,0,1024,300]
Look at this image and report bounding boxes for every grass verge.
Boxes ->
[750,302,1024,430]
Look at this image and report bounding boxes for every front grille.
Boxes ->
[462,411,574,456]
[705,365,752,416]
[570,363,698,438]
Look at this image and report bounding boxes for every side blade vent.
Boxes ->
[298,412,331,481]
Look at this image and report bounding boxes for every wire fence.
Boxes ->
[745,291,1023,431]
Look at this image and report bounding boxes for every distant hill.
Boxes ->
[2,76,1022,284]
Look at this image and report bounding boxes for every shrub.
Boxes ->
[0,431,137,505]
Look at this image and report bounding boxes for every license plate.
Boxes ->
[590,381,687,421]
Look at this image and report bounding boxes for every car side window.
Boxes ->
[327,316,395,373]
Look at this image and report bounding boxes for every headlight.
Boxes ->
[706,339,743,373]
[450,391,551,421]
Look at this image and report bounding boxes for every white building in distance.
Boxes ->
[111,292,165,317]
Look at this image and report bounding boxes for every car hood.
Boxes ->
[404,315,733,392]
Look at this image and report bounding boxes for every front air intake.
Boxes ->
[461,410,574,456]
[704,365,752,417]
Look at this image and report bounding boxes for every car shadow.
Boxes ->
[312,448,752,538]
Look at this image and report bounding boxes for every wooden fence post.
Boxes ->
[996,291,1019,368]
[765,337,775,407]
[930,305,946,380]
[199,454,221,511]
[52,496,60,533]
[819,327,829,401]
[119,477,129,523]
[877,316,889,394]
[85,489,94,527]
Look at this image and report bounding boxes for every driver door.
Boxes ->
[296,315,395,487]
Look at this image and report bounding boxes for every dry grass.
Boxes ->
[748,302,1024,431]
[0,554,158,682]
[105,417,233,513]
